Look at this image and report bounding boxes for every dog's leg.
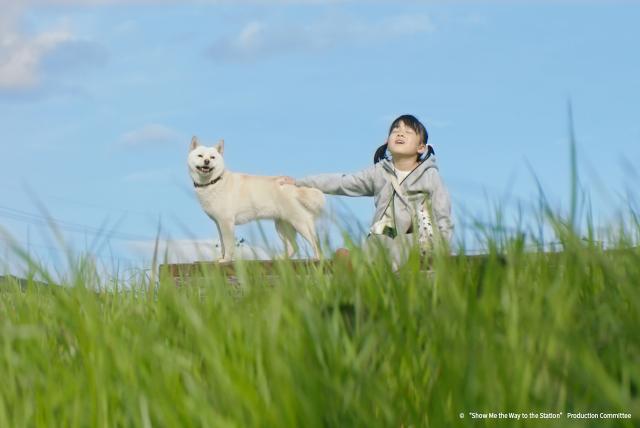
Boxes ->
[291,217,321,260]
[275,219,297,258]
[305,227,321,260]
[212,219,224,260]
[217,219,236,262]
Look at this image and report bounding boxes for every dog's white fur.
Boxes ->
[188,136,325,262]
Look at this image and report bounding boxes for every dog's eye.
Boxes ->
[197,154,203,158]
[210,155,215,159]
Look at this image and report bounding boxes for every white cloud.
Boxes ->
[208,13,435,62]
[0,3,107,94]
[460,12,489,27]
[19,0,349,4]
[128,238,271,263]
[119,124,183,148]
[0,28,73,91]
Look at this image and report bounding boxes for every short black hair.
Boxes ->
[389,114,428,146]
[373,114,431,164]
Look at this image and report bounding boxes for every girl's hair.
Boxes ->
[373,114,432,164]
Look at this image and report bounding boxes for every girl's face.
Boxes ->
[386,120,425,159]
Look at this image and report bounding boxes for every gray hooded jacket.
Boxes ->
[295,157,454,242]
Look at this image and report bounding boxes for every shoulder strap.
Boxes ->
[382,168,411,209]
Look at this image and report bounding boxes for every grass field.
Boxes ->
[1,214,640,427]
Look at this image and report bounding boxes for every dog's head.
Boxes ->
[188,136,225,182]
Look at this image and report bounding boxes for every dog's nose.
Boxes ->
[204,159,210,165]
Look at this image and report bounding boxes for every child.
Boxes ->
[281,114,453,268]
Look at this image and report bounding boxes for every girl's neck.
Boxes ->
[392,157,419,172]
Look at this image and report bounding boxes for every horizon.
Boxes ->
[1,0,639,277]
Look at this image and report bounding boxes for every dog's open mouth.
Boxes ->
[196,166,213,173]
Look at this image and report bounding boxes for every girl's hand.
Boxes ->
[276,176,295,185]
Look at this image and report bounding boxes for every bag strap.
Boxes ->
[382,168,411,210]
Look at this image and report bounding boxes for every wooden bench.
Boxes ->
[158,254,498,286]
[159,259,334,286]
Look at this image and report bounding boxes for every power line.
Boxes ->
[0,182,157,219]
[0,205,156,241]
[0,235,141,267]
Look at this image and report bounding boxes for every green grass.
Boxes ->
[1,218,639,427]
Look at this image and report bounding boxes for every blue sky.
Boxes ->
[1,0,639,275]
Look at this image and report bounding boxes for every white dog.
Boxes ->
[188,136,325,262]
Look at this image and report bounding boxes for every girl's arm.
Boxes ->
[294,165,377,197]
[426,168,454,242]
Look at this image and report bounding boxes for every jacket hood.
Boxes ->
[379,156,439,182]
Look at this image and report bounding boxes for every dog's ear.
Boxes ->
[215,139,224,155]
[190,136,200,152]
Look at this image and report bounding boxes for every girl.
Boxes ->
[281,114,453,268]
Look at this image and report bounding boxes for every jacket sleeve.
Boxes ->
[295,165,376,197]
[426,168,454,243]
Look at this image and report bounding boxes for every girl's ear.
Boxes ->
[418,144,435,161]
[215,139,224,155]
[422,144,435,159]
[190,136,199,151]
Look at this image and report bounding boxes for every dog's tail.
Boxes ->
[295,187,325,216]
